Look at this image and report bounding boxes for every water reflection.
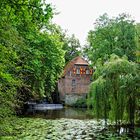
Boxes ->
[26,107,94,119]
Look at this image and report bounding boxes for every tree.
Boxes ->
[87,55,139,125]
[63,34,81,63]
[45,24,81,63]
[85,13,137,65]
[135,23,140,63]
[86,14,140,126]
[0,0,65,121]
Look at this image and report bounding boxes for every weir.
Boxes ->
[34,104,63,110]
[25,102,63,111]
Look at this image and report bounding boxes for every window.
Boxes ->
[68,71,72,76]
[71,79,76,92]
[72,79,76,86]
[69,71,72,76]
[86,69,90,74]
[76,69,80,74]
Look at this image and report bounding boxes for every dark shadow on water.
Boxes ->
[24,107,94,120]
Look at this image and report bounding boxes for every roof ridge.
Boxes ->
[62,56,89,77]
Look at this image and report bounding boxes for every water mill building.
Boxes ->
[58,56,93,105]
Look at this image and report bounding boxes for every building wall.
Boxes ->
[58,64,92,105]
[65,93,87,106]
[64,75,91,94]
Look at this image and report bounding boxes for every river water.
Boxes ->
[23,107,140,139]
[26,107,94,120]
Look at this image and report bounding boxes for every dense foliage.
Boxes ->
[86,14,140,125]
[0,0,139,138]
[50,26,81,63]
[88,55,139,124]
[135,23,140,62]
[63,34,81,63]
[0,0,66,131]
[85,13,137,64]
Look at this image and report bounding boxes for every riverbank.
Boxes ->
[1,117,140,140]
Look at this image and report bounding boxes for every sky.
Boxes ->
[46,0,140,46]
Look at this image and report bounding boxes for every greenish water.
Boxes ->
[25,107,94,119]
[1,108,140,140]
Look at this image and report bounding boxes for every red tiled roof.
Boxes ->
[63,56,89,76]
[74,56,89,65]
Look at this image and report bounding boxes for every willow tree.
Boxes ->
[85,13,139,125]
[135,23,140,63]
[88,55,139,125]
[87,76,110,125]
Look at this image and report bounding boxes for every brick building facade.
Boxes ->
[58,56,93,105]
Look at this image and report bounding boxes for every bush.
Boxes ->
[73,98,87,108]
